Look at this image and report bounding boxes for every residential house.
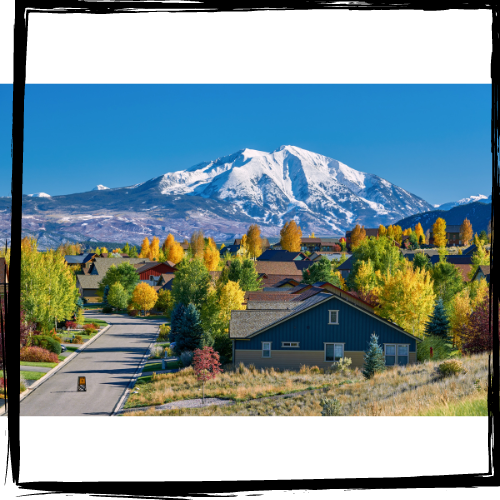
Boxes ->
[136,261,177,285]
[403,253,474,282]
[89,257,151,276]
[471,265,490,284]
[255,260,314,280]
[257,250,310,262]
[300,238,323,252]
[429,225,462,246]
[220,245,244,258]
[309,252,348,262]
[345,228,379,249]
[76,275,103,303]
[0,257,8,296]
[230,291,420,371]
[337,256,354,280]
[64,253,97,274]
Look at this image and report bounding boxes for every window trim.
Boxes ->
[281,341,300,348]
[328,310,339,325]
[262,341,272,358]
[324,342,345,362]
[384,343,410,366]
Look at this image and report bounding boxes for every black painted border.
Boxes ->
[5,0,498,496]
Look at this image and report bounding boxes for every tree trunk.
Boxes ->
[202,382,205,404]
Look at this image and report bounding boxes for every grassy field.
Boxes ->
[84,319,108,327]
[124,352,490,416]
[417,392,489,416]
[142,360,181,373]
[20,361,58,368]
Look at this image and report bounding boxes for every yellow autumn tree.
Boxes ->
[350,224,366,250]
[353,258,378,295]
[280,220,302,252]
[203,238,220,271]
[246,224,263,259]
[378,225,386,237]
[310,232,316,238]
[149,236,160,261]
[386,225,395,241]
[100,246,109,254]
[240,234,249,256]
[393,225,403,244]
[459,218,473,247]
[449,288,472,349]
[190,230,205,259]
[373,261,435,338]
[168,241,185,265]
[468,236,490,280]
[131,282,158,316]
[414,223,424,242]
[139,238,150,258]
[218,280,246,326]
[432,218,447,248]
[163,233,175,256]
[470,277,489,310]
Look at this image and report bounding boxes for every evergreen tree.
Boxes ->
[238,259,263,291]
[169,302,186,346]
[431,261,464,310]
[102,285,110,306]
[424,298,451,340]
[363,333,386,379]
[174,303,205,354]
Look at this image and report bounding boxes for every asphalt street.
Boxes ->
[19,313,163,416]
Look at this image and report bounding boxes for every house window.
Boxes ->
[282,342,299,348]
[328,310,339,325]
[385,344,396,366]
[325,343,344,362]
[149,275,155,282]
[262,342,271,358]
[397,345,409,365]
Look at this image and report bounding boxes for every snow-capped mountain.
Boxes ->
[438,194,491,212]
[27,192,51,198]
[7,145,436,247]
[92,185,110,191]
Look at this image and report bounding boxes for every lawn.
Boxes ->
[20,371,45,381]
[142,360,181,373]
[124,352,490,415]
[84,319,108,327]
[20,361,58,368]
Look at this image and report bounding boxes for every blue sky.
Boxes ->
[0,84,491,206]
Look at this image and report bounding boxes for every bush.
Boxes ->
[417,335,453,362]
[83,326,98,335]
[309,365,321,374]
[180,351,194,367]
[438,359,466,377]
[20,346,59,363]
[31,335,62,355]
[158,324,171,342]
[331,357,352,374]
[85,323,99,330]
[320,397,342,416]
[149,345,164,359]
[66,321,78,329]
[71,335,84,344]
[102,305,113,314]
[128,309,138,317]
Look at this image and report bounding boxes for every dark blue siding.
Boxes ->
[234,297,417,352]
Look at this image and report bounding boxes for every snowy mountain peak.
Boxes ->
[93,185,110,191]
[438,194,491,212]
[27,192,51,198]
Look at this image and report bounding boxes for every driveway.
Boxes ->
[19,313,164,416]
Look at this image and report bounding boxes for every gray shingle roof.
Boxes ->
[92,258,150,276]
[230,310,292,338]
[76,274,102,290]
[246,302,300,310]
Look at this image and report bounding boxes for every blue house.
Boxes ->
[230,291,421,371]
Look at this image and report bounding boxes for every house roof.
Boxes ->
[231,291,421,341]
[135,261,176,274]
[300,238,322,244]
[289,287,326,301]
[473,265,491,283]
[246,301,300,310]
[220,245,240,256]
[0,257,8,284]
[255,260,314,276]
[273,278,301,287]
[91,258,150,276]
[64,253,96,265]
[76,274,102,290]
[337,256,354,271]
[453,264,472,282]
[463,244,477,255]
[257,250,310,262]
[245,292,297,302]
[159,274,175,285]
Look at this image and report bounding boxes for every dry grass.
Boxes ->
[124,363,357,408]
[124,352,490,416]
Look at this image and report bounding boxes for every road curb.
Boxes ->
[111,325,161,417]
[1,323,112,416]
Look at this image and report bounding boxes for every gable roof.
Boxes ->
[136,261,176,274]
[245,292,298,302]
[462,244,477,255]
[473,265,491,283]
[231,291,421,341]
[273,278,301,288]
[255,260,314,276]
[300,238,322,244]
[76,274,102,290]
[257,250,310,262]
[220,245,241,256]
[337,256,354,271]
[91,257,151,276]
[246,301,300,310]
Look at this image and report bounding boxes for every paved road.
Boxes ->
[19,313,163,416]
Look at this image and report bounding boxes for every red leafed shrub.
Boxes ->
[20,346,59,363]
[192,346,223,403]
[85,323,99,330]
[66,321,78,329]
[461,299,500,355]
[332,244,341,252]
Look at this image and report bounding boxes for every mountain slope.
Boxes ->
[437,194,491,212]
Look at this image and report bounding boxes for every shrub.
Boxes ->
[309,365,321,374]
[158,324,171,342]
[320,397,342,416]
[66,321,78,329]
[83,326,98,335]
[85,323,99,330]
[102,304,113,314]
[439,359,466,377]
[331,357,352,374]
[180,351,194,367]
[20,346,59,363]
[31,335,62,355]
[417,335,453,362]
[72,335,84,344]
[20,375,26,394]
[149,345,164,359]
[237,362,247,375]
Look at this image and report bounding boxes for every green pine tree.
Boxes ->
[169,302,187,348]
[175,303,205,354]
[424,298,451,340]
[362,333,386,379]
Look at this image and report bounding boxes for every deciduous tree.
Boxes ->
[460,218,473,247]
[131,282,158,316]
[378,225,386,237]
[246,224,263,259]
[468,236,489,280]
[156,289,174,318]
[280,220,302,252]
[190,230,205,259]
[149,236,160,261]
[203,239,220,271]
[139,238,150,258]
[162,234,175,254]
[460,299,500,355]
[107,282,129,310]
[414,223,425,243]
[98,262,139,298]
[167,241,184,264]
[227,258,262,291]
[171,258,211,310]
[432,218,447,248]
[301,256,341,287]
[192,346,223,403]
[431,260,464,311]
[350,224,366,249]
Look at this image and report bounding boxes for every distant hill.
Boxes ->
[395,201,491,234]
